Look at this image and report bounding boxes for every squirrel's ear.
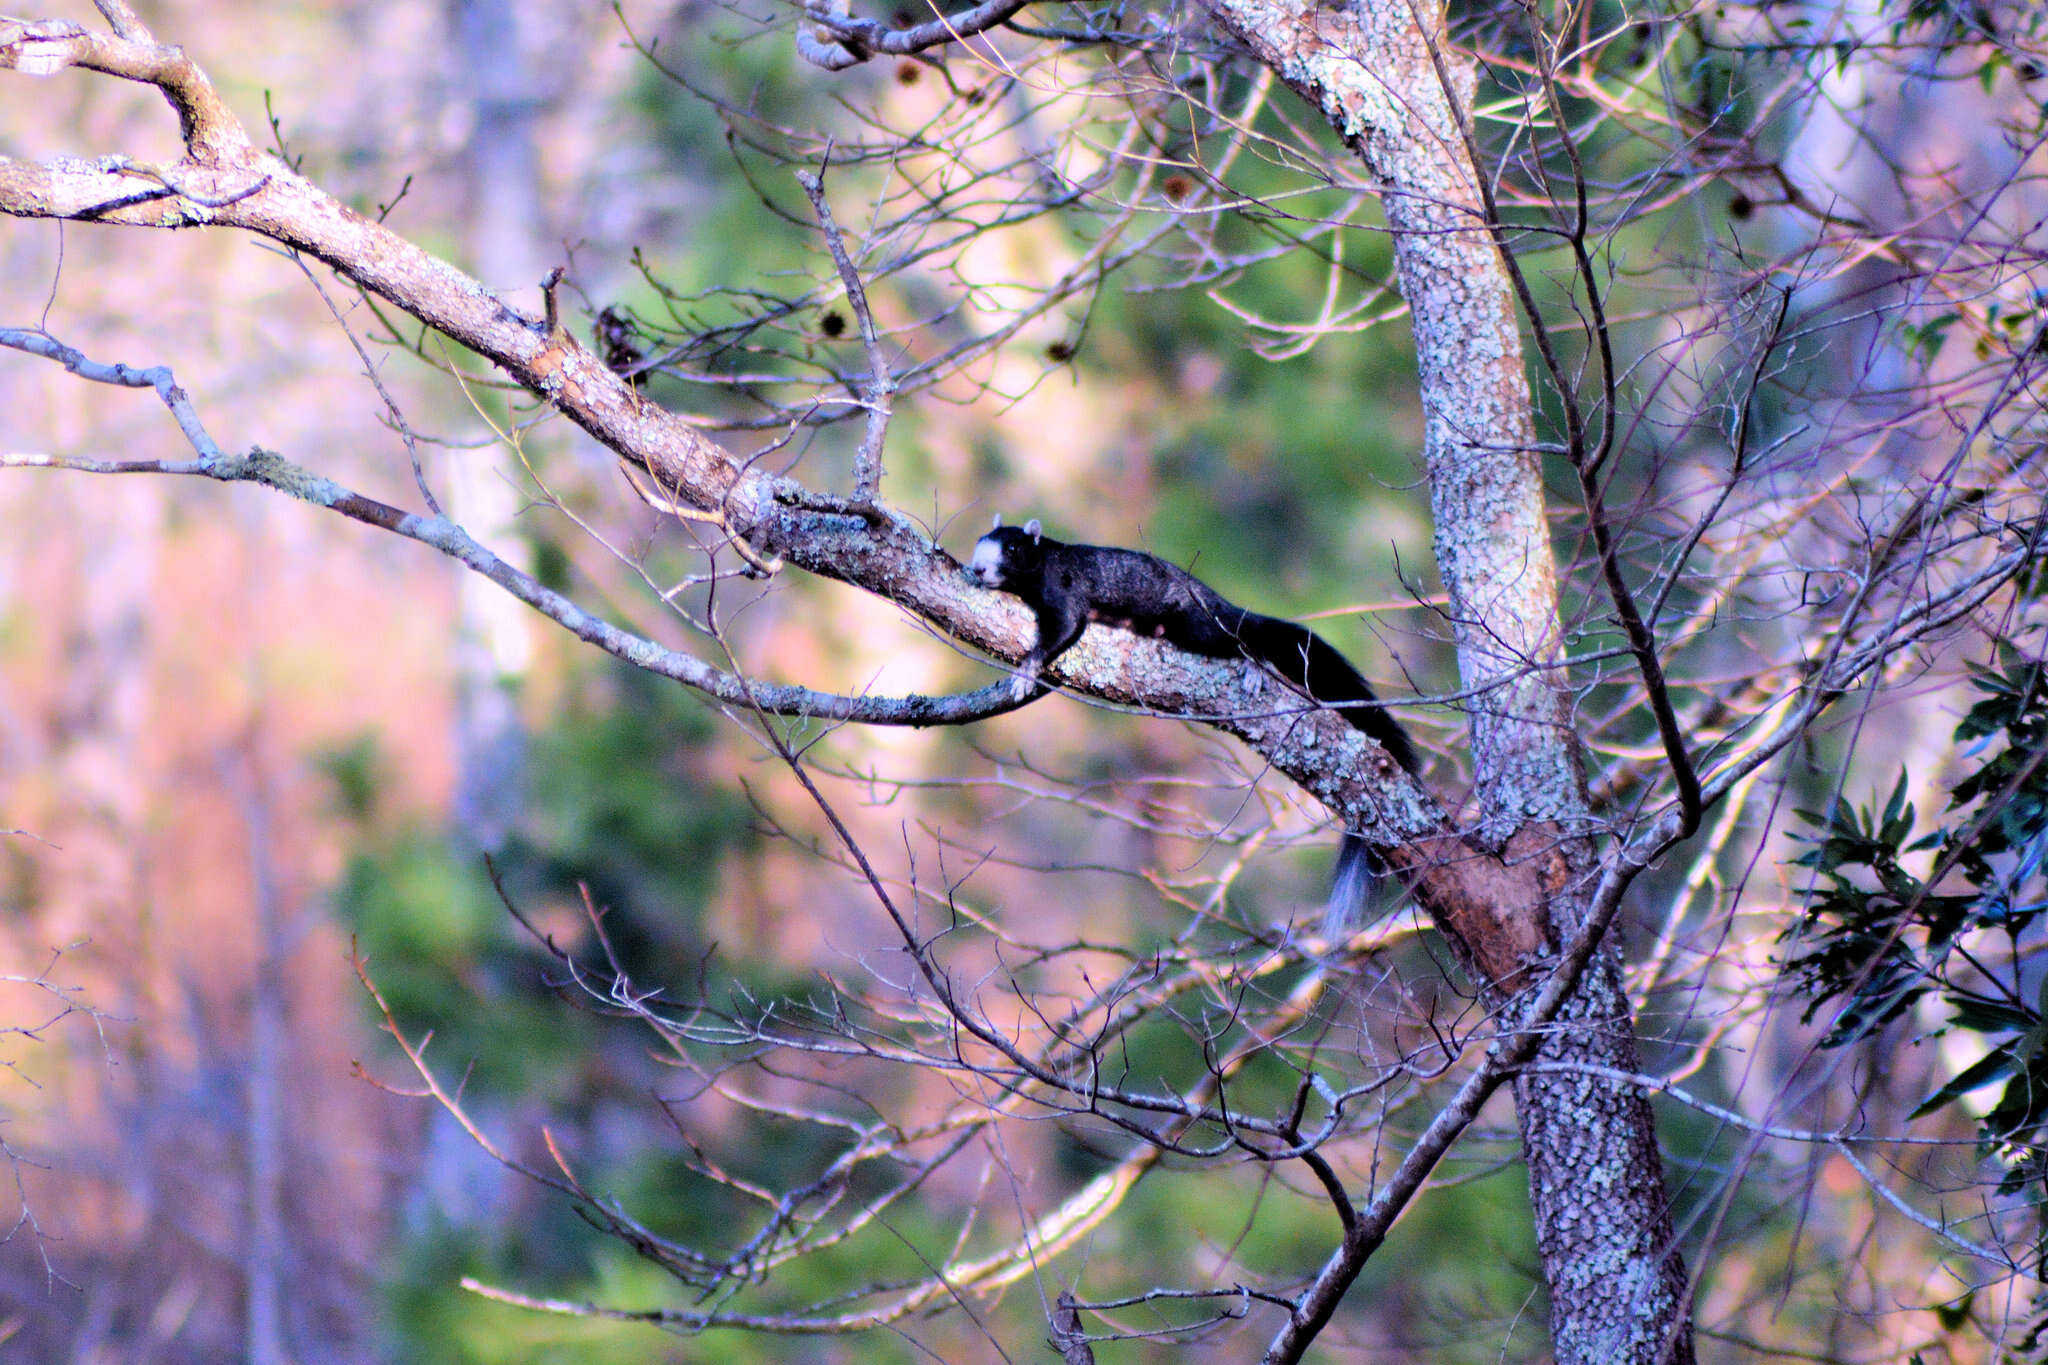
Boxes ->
[991,513,1003,529]
[1025,518,1042,541]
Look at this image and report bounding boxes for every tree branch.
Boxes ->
[0,3,1495,946]
[797,159,894,501]
[794,0,1039,71]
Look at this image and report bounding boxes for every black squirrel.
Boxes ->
[967,516,1418,928]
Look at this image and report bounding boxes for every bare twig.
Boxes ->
[795,0,1039,71]
[798,156,896,501]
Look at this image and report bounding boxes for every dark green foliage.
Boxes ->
[1781,637,2048,1215]
[529,533,574,596]
[329,663,753,1069]
[315,732,384,822]
[328,664,774,1360]
[1779,770,1972,1047]
[503,665,753,978]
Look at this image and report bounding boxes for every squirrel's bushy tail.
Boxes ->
[1324,831,1395,938]
[1235,615,1418,774]
[1230,617,1419,939]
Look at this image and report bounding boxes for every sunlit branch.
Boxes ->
[795,0,1040,72]
[0,328,1038,728]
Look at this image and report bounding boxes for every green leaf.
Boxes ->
[1948,998,2035,1035]
[1910,1046,2018,1120]
[1881,770,1910,831]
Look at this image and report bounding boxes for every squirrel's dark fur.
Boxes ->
[968,517,1417,929]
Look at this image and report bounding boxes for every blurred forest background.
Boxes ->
[0,1,2044,1362]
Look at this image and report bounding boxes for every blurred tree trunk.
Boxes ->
[447,0,542,853]
[235,757,288,1365]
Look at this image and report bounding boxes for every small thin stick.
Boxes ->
[798,154,894,502]
[619,461,782,577]
[275,246,443,515]
[0,326,222,458]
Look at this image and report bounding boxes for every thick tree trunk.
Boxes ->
[1198,2,1694,1358]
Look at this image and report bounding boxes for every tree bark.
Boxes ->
[1197,2,1695,1359]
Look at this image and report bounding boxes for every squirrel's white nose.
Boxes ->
[967,539,1006,586]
